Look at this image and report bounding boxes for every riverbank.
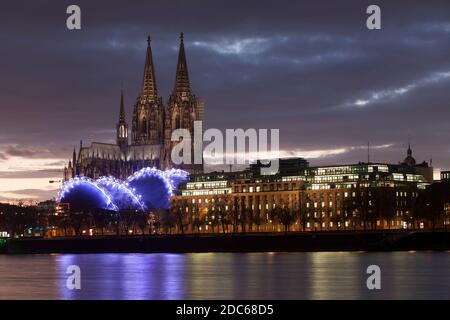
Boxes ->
[2,230,450,254]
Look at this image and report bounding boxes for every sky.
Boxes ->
[0,0,449,201]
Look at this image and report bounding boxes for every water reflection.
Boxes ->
[0,252,449,299]
[57,253,186,300]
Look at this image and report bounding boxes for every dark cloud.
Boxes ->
[2,145,49,158]
[0,0,449,174]
[0,169,63,179]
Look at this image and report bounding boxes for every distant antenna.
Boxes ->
[367,141,370,164]
[229,164,232,172]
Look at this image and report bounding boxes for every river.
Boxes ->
[0,252,449,299]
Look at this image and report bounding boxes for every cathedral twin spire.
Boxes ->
[140,36,158,103]
[174,32,191,100]
[139,32,191,104]
[119,89,125,123]
[119,33,195,146]
[116,89,128,149]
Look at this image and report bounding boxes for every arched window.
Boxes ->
[142,117,147,133]
[119,125,127,138]
[174,114,180,129]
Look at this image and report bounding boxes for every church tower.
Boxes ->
[63,34,206,182]
[131,36,165,145]
[403,142,416,167]
[116,90,128,151]
[164,33,204,173]
[72,147,77,178]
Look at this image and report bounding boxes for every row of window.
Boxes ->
[186,181,229,190]
[182,188,231,196]
[234,183,299,193]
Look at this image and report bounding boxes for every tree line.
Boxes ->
[1,182,450,237]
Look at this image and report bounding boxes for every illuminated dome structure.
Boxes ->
[57,168,189,212]
[127,168,175,210]
[57,177,118,212]
[163,168,190,190]
[96,176,145,211]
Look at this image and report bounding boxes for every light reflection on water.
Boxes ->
[0,252,449,300]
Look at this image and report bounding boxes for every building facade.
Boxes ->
[171,151,432,232]
[64,34,204,181]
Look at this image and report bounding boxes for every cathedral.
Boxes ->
[64,33,205,181]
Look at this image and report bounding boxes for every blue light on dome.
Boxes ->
[57,168,189,212]
[57,177,118,212]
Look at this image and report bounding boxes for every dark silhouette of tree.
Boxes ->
[278,206,296,233]
[299,194,308,232]
[69,211,89,236]
[252,210,262,232]
[268,207,277,232]
[119,209,138,235]
[192,215,202,234]
[136,212,149,236]
[0,204,24,236]
[242,208,252,233]
[371,188,396,230]
[247,206,254,232]
[48,214,70,236]
[414,182,450,230]
[230,202,240,233]
[343,185,369,231]
[92,208,111,235]
[149,210,161,234]
[215,195,231,233]
[354,185,369,231]
[159,209,176,234]
[171,206,185,234]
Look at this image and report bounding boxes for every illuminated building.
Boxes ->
[441,171,450,181]
[63,34,205,181]
[171,152,431,232]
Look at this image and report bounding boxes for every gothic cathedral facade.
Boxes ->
[64,34,205,181]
